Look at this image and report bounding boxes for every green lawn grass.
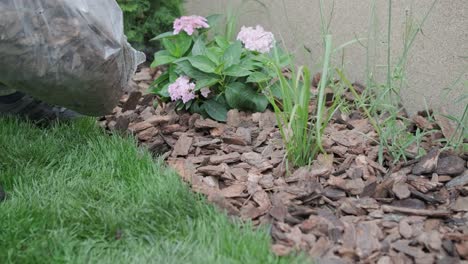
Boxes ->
[0,118,306,264]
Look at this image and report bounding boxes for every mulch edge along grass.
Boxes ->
[0,117,307,264]
[102,67,468,263]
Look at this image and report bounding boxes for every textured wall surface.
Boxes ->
[185,0,467,117]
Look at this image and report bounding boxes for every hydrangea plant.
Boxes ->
[149,14,291,121]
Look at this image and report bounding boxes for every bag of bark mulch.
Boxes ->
[0,0,146,115]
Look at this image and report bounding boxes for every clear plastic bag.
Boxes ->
[0,0,146,115]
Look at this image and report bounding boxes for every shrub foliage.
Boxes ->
[117,0,184,52]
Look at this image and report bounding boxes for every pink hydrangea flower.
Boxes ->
[237,25,275,53]
[168,76,196,103]
[173,15,210,36]
[200,87,211,98]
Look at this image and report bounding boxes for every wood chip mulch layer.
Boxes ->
[100,67,468,264]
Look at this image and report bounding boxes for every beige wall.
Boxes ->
[185,0,467,117]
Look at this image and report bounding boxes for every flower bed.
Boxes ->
[100,65,468,263]
[98,11,468,263]
[148,14,290,122]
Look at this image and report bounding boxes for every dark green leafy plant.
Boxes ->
[117,0,183,53]
[150,14,291,121]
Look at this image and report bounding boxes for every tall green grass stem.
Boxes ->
[316,35,333,152]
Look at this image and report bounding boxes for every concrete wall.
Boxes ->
[185,0,467,117]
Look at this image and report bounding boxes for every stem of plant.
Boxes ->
[316,34,333,153]
[386,0,393,99]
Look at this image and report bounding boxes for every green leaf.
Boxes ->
[162,38,178,57]
[215,36,229,50]
[172,57,189,64]
[242,54,267,69]
[266,68,277,78]
[225,11,237,41]
[214,94,228,106]
[175,60,217,80]
[247,72,270,83]
[184,100,194,110]
[250,54,264,61]
[206,14,222,28]
[223,65,252,77]
[249,54,265,63]
[176,101,185,111]
[187,56,217,73]
[150,72,170,98]
[206,47,222,66]
[209,46,224,54]
[225,82,269,112]
[269,81,283,99]
[151,50,176,68]
[202,99,228,122]
[214,64,224,75]
[151,82,170,98]
[192,37,207,56]
[177,33,194,57]
[151,72,169,87]
[150,31,174,41]
[160,83,171,98]
[239,58,260,71]
[120,3,139,12]
[162,33,193,58]
[223,41,242,69]
[195,77,220,91]
[168,64,177,82]
[190,100,208,117]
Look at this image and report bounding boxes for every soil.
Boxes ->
[100,67,468,263]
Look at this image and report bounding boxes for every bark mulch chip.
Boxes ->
[100,68,468,263]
